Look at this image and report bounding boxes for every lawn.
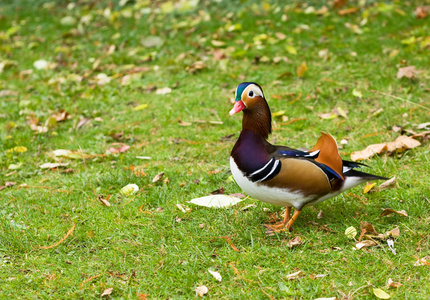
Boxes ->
[1,0,429,299]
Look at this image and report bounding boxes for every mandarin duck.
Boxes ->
[229,82,388,232]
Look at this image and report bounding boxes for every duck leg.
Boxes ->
[285,209,302,232]
[263,206,291,232]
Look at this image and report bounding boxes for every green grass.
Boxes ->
[1,0,430,299]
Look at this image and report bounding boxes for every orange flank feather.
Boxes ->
[309,132,344,180]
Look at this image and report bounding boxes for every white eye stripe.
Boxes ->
[242,84,264,99]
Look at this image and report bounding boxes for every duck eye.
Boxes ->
[248,90,254,97]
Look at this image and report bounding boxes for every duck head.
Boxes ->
[229,82,266,116]
[230,82,272,138]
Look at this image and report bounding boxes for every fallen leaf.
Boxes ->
[379,208,408,218]
[186,61,206,74]
[155,87,172,95]
[297,61,308,78]
[241,204,257,211]
[95,73,111,85]
[356,240,378,249]
[286,270,302,280]
[176,203,191,213]
[387,278,403,289]
[414,6,429,19]
[120,184,139,196]
[132,104,148,111]
[314,298,335,300]
[285,236,303,248]
[0,182,16,191]
[338,7,359,15]
[189,195,243,208]
[107,143,130,153]
[285,45,297,55]
[318,112,338,120]
[101,287,114,297]
[414,255,430,266]
[33,59,49,70]
[384,227,400,238]
[76,118,91,129]
[363,182,377,193]
[377,176,396,191]
[317,210,324,219]
[373,288,391,299]
[360,221,379,235]
[345,226,357,239]
[333,0,347,9]
[152,172,165,183]
[208,269,222,282]
[386,135,421,153]
[352,89,362,98]
[195,285,208,297]
[51,110,71,122]
[397,66,419,79]
[97,195,111,207]
[350,143,387,161]
[210,187,225,195]
[141,36,163,48]
[178,120,192,126]
[40,162,69,169]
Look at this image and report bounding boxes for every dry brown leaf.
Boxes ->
[397,66,419,79]
[386,135,421,152]
[387,278,403,288]
[186,61,206,74]
[101,287,114,297]
[377,176,396,191]
[414,255,430,266]
[0,181,17,191]
[414,6,429,19]
[360,221,379,235]
[285,236,303,248]
[351,135,421,161]
[333,0,347,9]
[338,7,359,15]
[356,239,378,249]
[152,172,165,183]
[76,117,91,129]
[107,143,130,154]
[97,195,111,207]
[379,208,408,218]
[350,143,387,161]
[286,270,302,280]
[51,109,71,122]
[297,61,308,78]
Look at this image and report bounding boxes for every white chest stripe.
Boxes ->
[255,159,280,182]
[249,158,274,177]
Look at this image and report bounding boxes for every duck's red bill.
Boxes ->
[229,101,245,116]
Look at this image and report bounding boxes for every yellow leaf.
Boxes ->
[272,110,286,117]
[297,61,308,78]
[352,89,362,98]
[7,146,28,153]
[345,226,357,239]
[373,288,391,299]
[132,104,148,111]
[285,45,297,55]
[363,182,377,193]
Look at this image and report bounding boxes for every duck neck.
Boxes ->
[242,101,272,139]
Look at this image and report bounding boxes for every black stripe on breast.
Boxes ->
[247,158,282,182]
